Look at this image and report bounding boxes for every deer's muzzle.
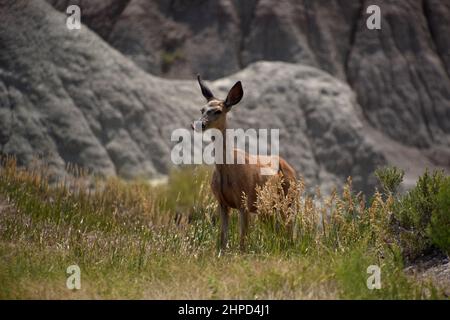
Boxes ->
[191,120,206,132]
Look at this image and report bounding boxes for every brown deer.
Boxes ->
[191,75,297,251]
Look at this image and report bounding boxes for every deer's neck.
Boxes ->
[215,121,231,173]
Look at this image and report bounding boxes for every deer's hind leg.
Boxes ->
[239,208,250,251]
[219,205,230,251]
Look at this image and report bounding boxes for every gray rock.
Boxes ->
[45,0,450,152]
[347,0,450,149]
[1,0,449,194]
[0,0,388,193]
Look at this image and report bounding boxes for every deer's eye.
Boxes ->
[214,110,222,115]
[201,108,205,114]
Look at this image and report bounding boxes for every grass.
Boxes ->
[161,49,183,73]
[0,158,447,299]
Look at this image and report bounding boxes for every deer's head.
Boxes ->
[191,75,243,132]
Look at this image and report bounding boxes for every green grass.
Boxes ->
[0,158,446,299]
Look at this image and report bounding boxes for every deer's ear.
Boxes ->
[197,75,215,101]
[224,81,243,108]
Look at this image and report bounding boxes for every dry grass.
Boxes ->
[0,157,445,299]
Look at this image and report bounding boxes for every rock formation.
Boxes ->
[1,0,449,193]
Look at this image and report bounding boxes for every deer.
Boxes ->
[191,75,297,251]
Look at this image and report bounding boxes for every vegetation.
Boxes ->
[428,178,450,255]
[375,166,404,194]
[376,167,450,260]
[161,49,183,73]
[0,158,447,299]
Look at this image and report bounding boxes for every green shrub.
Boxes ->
[392,169,446,260]
[375,166,405,194]
[395,170,444,229]
[161,49,183,73]
[427,177,450,255]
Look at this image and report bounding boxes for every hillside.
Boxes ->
[0,0,449,193]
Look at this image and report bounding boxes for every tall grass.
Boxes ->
[0,157,445,299]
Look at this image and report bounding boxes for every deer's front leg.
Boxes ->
[239,208,249,251]
[219,205,229,251]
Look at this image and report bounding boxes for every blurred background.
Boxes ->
[0,0,449,193]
